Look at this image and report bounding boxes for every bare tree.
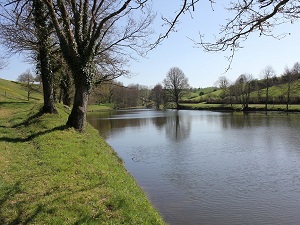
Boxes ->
[17,69,35,101]
[163,67,189,109]
[216,76,230,99]
[291,62,300,79]
[282,66,297,112]
[235,74,253,110]
[260,66,276,112]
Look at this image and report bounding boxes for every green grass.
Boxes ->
[87,103,113,112]
[0,78,43,103]
[0,79,165,224]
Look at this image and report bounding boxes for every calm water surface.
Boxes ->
[87,109,300,225]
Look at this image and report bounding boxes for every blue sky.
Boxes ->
[1,1,300,88]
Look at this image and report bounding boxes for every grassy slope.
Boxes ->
[0,79,165,224]
[185,80,300,108]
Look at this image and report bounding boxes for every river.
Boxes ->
[87,109,300,225]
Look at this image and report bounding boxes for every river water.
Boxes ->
[87,109,300,225]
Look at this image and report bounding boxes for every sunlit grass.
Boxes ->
[87,103,113,111]
[0,78,165,224]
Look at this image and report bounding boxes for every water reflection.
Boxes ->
[88,109,191,141]
[87,109,300,225]
[165,112,191,142]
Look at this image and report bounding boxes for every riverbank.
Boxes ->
[0,81,165,224]
[179,103,300,112]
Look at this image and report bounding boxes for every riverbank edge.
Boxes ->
[87,103,300,113]
[0,102,166,224]
[179,103,300,113]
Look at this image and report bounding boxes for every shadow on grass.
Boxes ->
[0,181,43,225]
[0,125,70,143]
[0,181,107,224]
[0,102,29,105]
[11,110,44,128]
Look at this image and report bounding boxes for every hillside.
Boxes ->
[0,78,43,102]
[0,78,165,224]
[181,79,300,105]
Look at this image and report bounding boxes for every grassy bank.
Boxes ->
[0,79,165,224]
[87,104,113,112]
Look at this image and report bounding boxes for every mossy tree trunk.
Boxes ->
[34,0,57,114]
[66,70,91,130]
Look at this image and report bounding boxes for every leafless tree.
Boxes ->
[235,74,253,110]
[291,62,300,79]
[282,66,297,111]
[17,69,35,101]
[261,66,276,112]
[216,76,230,99]
[163,67,190,109]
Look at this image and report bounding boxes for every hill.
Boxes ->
[182,78,300,103]
[0,78,43,102]
[0,78,165,224]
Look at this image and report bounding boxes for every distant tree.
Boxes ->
[261,66,276,112]
[17,69,35,101]
[138,85,151,106]
[89,82,110,105]
[228,84,234,107]
[235,74,253,110]
[216,76,230,99]
[111,83,140,109]
[150,84,163,109]
[126,84,140,107]
[282,66,297,112]
[291,62,300,79]
[163,67,189,109]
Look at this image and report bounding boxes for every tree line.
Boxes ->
[88,66,190,110]
[211,62,300,111]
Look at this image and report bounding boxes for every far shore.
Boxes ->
[87,103,300,113]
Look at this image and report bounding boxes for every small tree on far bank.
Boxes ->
[150,83,163,109]
[260,66,276,112]
[216,76,230,99]
[17,69,35,101]
[163,67,189,109]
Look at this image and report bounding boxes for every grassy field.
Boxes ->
[0,79,165,224]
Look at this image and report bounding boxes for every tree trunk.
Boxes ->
[66,77,89,131]
[265,78,269,112]
[39,51,57,113]
[41,74,57,113]
[34,0,57,114]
